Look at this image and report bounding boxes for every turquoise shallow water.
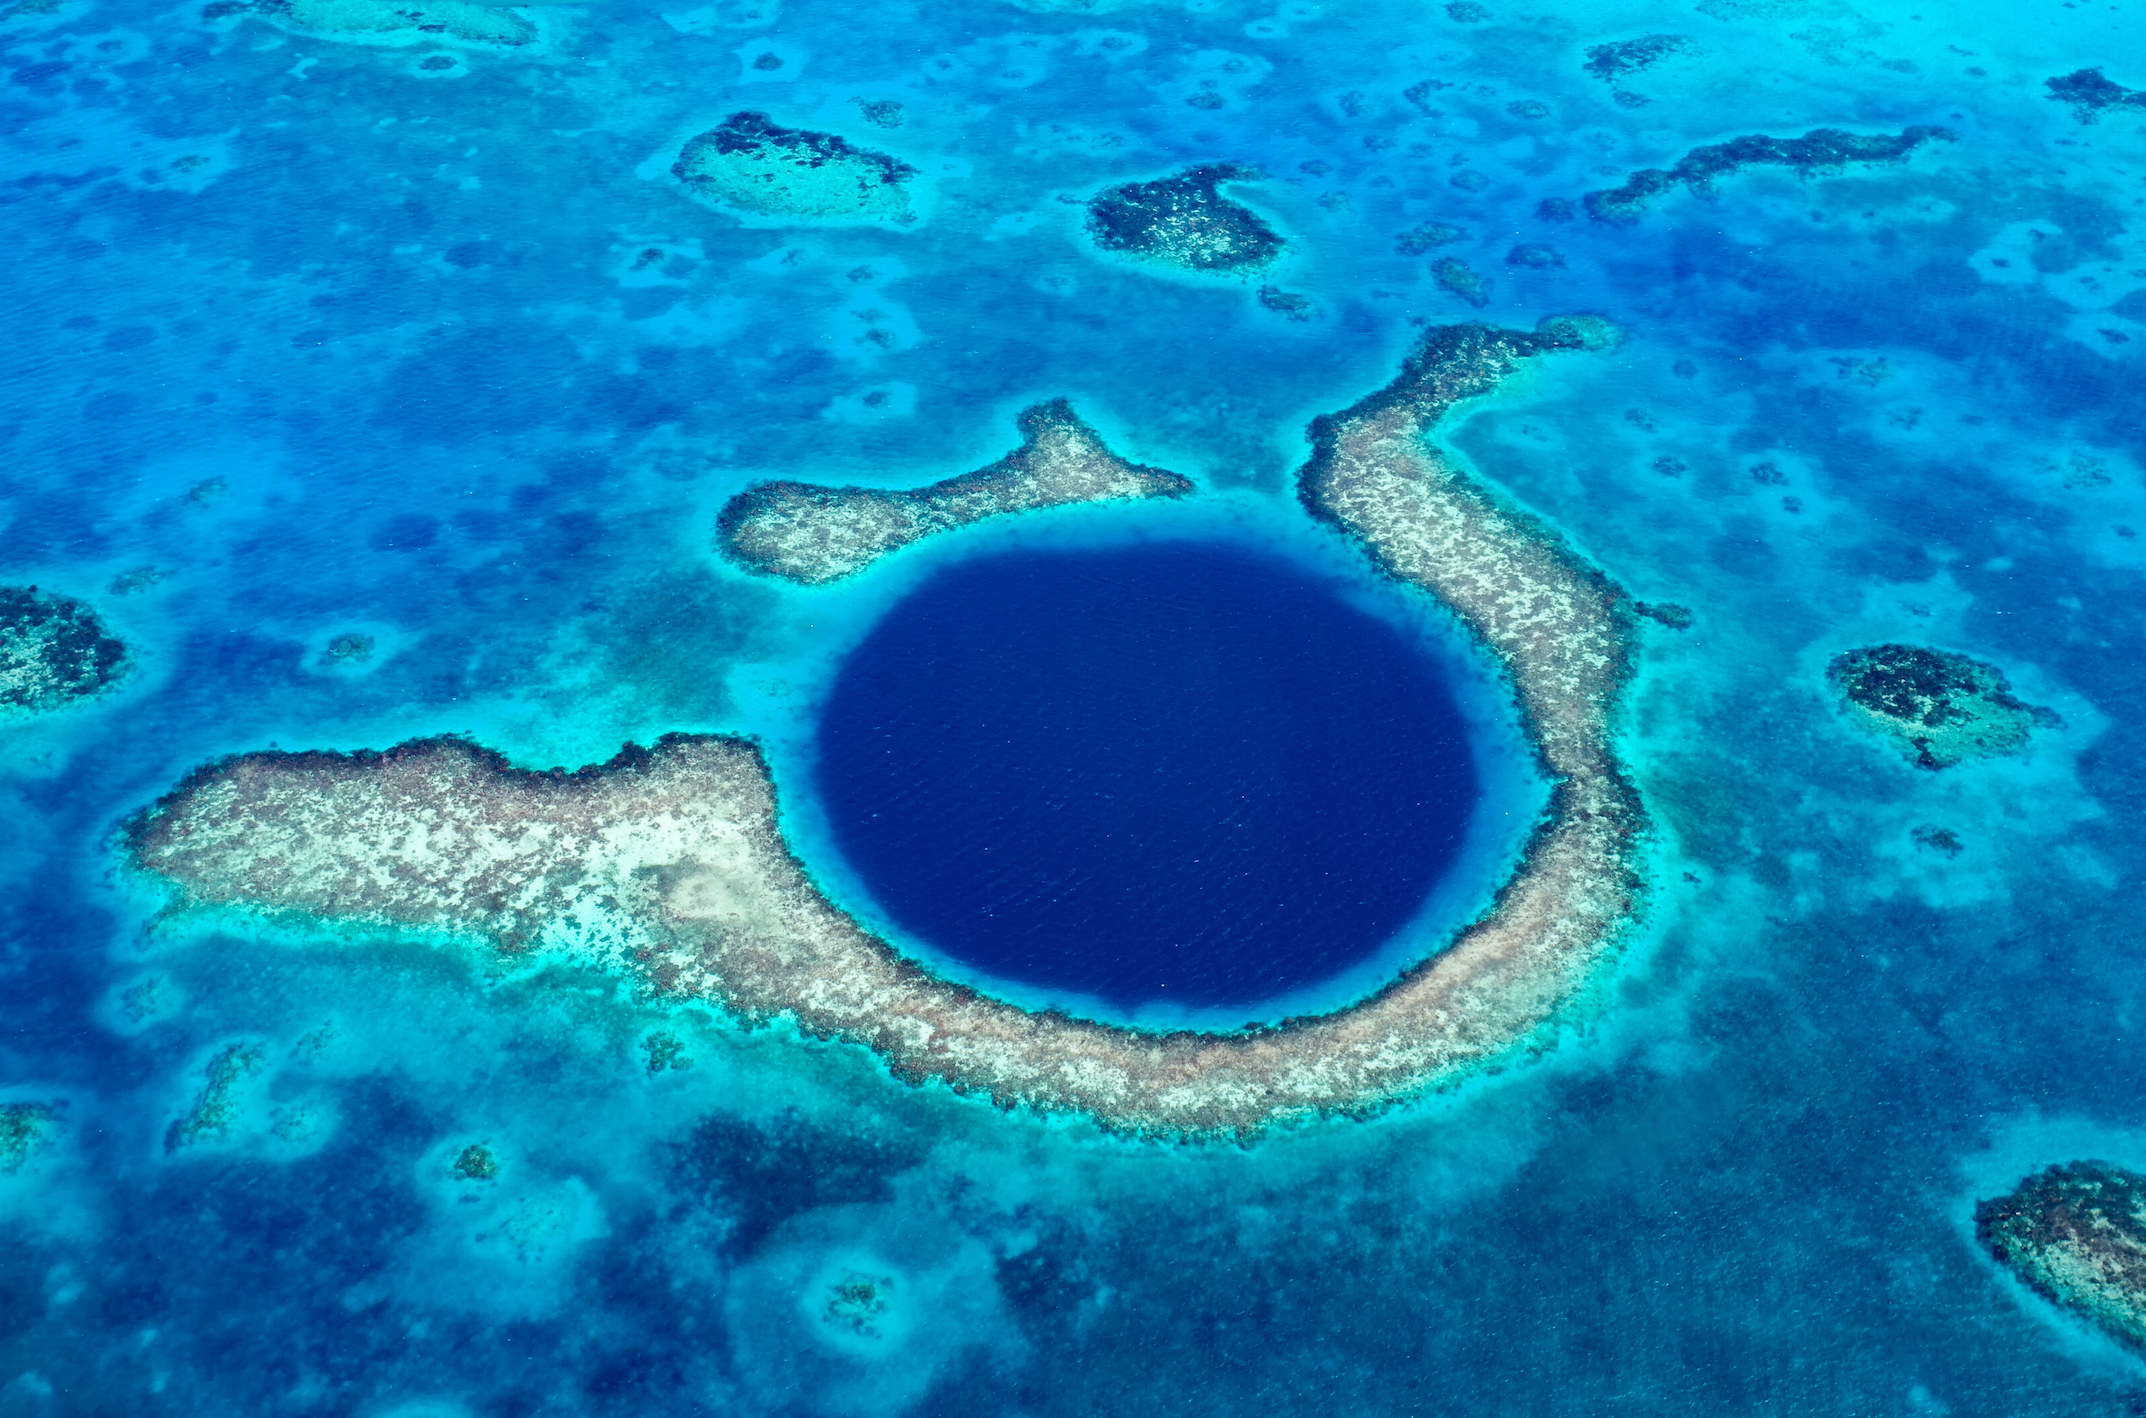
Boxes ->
[4,0,2146,1410]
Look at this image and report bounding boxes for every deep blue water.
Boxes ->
[812,541,1478,1010]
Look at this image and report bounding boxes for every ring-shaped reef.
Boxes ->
[124,316,1648,1140]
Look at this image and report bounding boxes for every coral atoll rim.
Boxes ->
[126,318,1648,1140]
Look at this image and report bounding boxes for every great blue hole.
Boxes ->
[811,540,1484,1014]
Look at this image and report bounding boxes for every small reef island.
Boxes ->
[1978,1162,2146,1353]
[1583,125,1954,224]
[2,585,127,719]
[1085,164,1285,274]
[2046,68,2146,123]
[202,0,539,47]
[674,112,918,227]
[717,400,1192,585]
[126,317,1648,1140]
[1829,643,2055,769]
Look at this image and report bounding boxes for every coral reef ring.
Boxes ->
[124,318,1649,1140]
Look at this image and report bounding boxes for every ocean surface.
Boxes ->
[3,0,2145,1409]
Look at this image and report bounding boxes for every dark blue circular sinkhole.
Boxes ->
[811,540,1483,1012]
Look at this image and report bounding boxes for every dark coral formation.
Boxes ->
[1583,126,1955,225]
[673,111,917,226]
[1396,222,1464,255]
[2046,69,2146,124]
[165,1042,267,1153]
[642,1030,691,1074]
[1256,285,1314,320]
[0,1102,61,1174]
[853,98,905,129]
[1829,643,2056,770]
[717,400,1193,585]
[1911,824,1963,856]
[1432,259,1490,307]
[1978,1162,2146,1351]
[1085,165,1284,274]
[1582,34,1696,82]
[1,585,127,717]
[452,1143,499,1180]
[1506,243,1564,269]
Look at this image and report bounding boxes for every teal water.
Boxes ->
[3,0,2145,1411]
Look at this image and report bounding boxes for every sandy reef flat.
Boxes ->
[128,319,1649,1139]
[673,112,918,227]
[716,400,1193,585]
[1829,643,2057,770]
[1,584,127,718]
[1978,1161,2146,1353]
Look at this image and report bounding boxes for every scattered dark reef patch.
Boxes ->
[1582,34,1696,82]
[1583,126,1954,225]
[1396,222,1464,255]
[202,0,536,45]
[2046,68,2146,123]
[667,1109,919,1256]
[0,1102,61,1173]
[1432,259,1490,307]
[1978,1162,2146,1351]
[673,111,917,226]
[1256,285,1314,320]
[1828,643,2056,770]
[1085,165,1284,274]
[1,585,128,717]
[717,400,1192,585]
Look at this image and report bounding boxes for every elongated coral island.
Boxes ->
[2,585,127,718]
[1829,643,2055,770]
[202,0,537,46]
[1085,165,1285,274]
[2046,68,2146,124]
[674,112,917,226]
[1583,126,1954,225]
[127,318,1646,1140]
[1978,1161,2146,1351]
[717,400,1191,585]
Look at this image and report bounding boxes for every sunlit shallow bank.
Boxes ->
[124,317,1649,1139]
